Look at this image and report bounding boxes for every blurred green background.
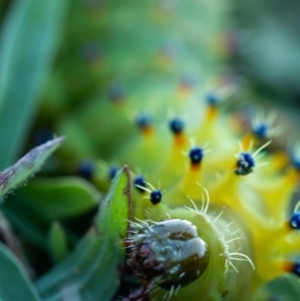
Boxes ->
[233,0,300,104]
[2,0,300,153]
[0,1,300,301]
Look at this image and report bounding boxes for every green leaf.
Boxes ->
[48,222,69,264]
[2,175,99,247]
[0,242,41,301]
[96,165,131,239]
[36,166,131,301]
[0,137,64,200]
[0,0,69,168]
[17,176,100,220]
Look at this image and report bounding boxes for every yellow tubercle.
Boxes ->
[150,131,188,186]
[247,172,297,222]
[205,105,219,123]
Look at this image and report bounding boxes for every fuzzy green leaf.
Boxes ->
[0,242,41,301]
[0,137,64,200]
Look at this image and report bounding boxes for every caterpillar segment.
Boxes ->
[65,78,300,300]
[75,94,300,300]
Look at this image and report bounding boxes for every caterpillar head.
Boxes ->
[122,178,256,301]
[127,219,209,290]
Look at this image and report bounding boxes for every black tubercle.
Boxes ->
[108,165,119,180]
[136,113,152,130]
[290,149,300,172]
[292,262,300,277]
[235,152,255,175]
[252,122,269,139]
[134,175,147,193]
[150,190,162,205]
[189,147,204,165]
[78,161,95,180]
[169,118,184,135]
[289,213,300,230]
[205,92,219,106]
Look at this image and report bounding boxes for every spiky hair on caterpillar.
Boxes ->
[63,93,300,301]
[55,70,300,299]
[110,106,300,301]
[124,188,253,301]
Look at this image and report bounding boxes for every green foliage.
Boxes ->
[48,222,69,264]
[0,242,41,301]
[0,136,65,300]
[0,0,71,300]
[2,176,100,247]
[0,0,69,168]
[0,137,64,200]
[16,177,100,220]
[36,167,131,301]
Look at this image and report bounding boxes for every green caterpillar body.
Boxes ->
[38,1,300,301]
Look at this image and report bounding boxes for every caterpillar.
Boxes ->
[35,0,300,301]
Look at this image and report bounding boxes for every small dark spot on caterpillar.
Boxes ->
[108,83,125,103]
[205,92,219,106]
[150,190,162,205]
[78,161,95,180]
[169,118,184,135]
[134,175,147,193]
[291,261,300,277]
[289,212,300,229]
[289,148,300,172]
[109,165,119,181]
[235,152,255,175]
[189,147,204,165]
[136,113,152,130]
[252,122,269,139]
